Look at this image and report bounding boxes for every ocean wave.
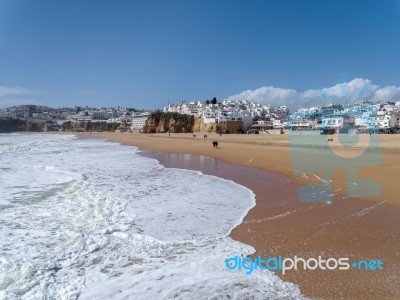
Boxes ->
[0,134,304,299]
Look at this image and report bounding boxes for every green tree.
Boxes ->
[211,97,217,105]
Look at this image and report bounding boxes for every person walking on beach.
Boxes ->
[212,141,216,148]
[215,141,218,148]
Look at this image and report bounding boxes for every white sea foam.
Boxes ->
[0,133,304,299]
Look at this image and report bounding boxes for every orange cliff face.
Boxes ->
[143,112,216,133]
[192,116,216,133]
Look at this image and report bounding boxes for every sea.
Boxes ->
[0,133,303,299]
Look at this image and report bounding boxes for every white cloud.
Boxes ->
[0,86,41,97]
[0,86,42,108]
[225,78,400,109]
[373,86,400,99]
[226,86,299,108]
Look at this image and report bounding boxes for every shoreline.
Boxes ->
[53,132,400,299]
[74,132,400,207]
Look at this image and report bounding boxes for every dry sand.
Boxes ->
[76,131,400,299]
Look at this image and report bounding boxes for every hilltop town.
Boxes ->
[1,98,400,134]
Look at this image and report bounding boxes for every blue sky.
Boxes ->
[1,0,400,109]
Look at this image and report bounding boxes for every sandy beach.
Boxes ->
[78,132,400,299]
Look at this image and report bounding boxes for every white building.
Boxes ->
[319,116,344,129]
[90,110,112,120]
[164,99,287,130]
[201,110,217,124]
[272,119,283,129]
[354,112,370,128]
[0,110,17,119]
[131,112,150,132]
[369,114,396,129]
[318,115,354,130]
[67,112,92,122]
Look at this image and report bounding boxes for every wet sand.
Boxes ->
[76,132,400,299]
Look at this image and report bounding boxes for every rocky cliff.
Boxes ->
[61,121,120,132]
[0,119,26,133]
[192,116,216,133]
[143,112,216,133]
[0,119,56,133]
[143,112,193,133]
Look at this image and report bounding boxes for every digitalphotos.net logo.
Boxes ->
[224,256,384,275]
[187,255,384,275]
[288,74,382,202]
